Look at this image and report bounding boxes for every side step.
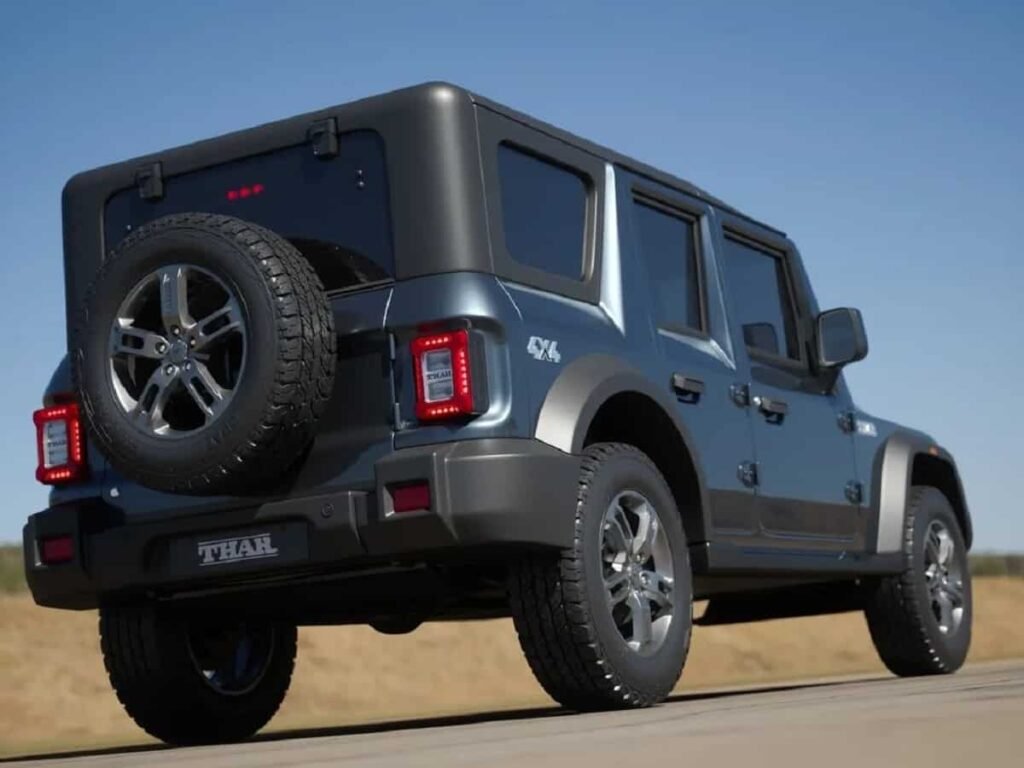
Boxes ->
[696,581,865,626]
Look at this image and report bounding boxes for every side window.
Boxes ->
[632,199,702,332]
[720,235,800,361]
[497,143,588,280]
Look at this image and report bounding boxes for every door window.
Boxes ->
[720,235,800,361]
[632,199,703,333]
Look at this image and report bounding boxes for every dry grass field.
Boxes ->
[2,576,1024,758]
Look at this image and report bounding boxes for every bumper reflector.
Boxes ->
[40,535,75,565]
[391,483,431,514]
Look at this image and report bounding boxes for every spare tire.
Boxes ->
[73,212,336,495]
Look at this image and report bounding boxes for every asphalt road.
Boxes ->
[7,661,1022,767]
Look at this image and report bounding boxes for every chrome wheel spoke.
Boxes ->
[632,501,659,560]
[193,299,243,351]
[605,569,631,606]
[604,505,634,557]
[937,531,954,567]
[641,570,674,610]
[128,367,177,432]
[183,362,231,421]
[112,325,167,359]
[158,265,193,333]
[626,590,653,648]
[943,579,965,606]
[934,590,955,631]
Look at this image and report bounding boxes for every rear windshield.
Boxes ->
[104,130,394,292]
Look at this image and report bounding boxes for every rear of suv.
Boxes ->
[25,82,973,745]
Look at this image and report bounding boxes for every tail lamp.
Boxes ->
[33,403,87,485]
[410,330,488,422]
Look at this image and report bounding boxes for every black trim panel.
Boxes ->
[691,540,903,576]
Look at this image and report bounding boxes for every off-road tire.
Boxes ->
[99,603,297,745]
[73,212,336,495]
[864,486,972,676]
[509,442,692,710]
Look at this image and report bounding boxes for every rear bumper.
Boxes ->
[24,438,580,610]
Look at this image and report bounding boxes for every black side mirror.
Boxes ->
[816,308,868,369]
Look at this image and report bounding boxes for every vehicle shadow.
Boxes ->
[2,676,885,763]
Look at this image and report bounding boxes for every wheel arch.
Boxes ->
[872,431,973,552]
[534,355,710,545]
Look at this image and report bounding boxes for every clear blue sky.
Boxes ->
[1,1,1021,548]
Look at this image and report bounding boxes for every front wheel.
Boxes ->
[100,604,296,745]
[509,442,693,710]
[864,486,972,676]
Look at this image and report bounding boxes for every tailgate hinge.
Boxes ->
[308,117,340,159]
[134,162,164,201]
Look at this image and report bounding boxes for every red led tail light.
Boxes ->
[33,403,87,485]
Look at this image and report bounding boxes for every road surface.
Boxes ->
[6,661,1022,767]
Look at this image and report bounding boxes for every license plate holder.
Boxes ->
[168,522,309,578]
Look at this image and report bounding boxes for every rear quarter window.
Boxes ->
[497,144,587,281]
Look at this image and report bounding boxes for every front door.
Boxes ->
[717,231,861,549]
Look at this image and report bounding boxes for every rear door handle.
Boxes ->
[671,373,705,404]
[753,395,788,424]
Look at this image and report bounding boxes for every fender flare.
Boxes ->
[872,430,973,553]
[534,354,711,537]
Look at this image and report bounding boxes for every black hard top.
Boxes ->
[61,81,782,343]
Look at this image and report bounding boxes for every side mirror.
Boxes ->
[816,308,868,369]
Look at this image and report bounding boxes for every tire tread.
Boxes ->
[509,442,690,710]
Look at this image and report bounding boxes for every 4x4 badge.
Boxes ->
[527,336,562,363]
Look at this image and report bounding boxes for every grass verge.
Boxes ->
[0,545,24,594]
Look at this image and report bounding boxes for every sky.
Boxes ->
[0,0,1021,548]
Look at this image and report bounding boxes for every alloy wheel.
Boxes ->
[600,490,676,656]
[108,264,246,437]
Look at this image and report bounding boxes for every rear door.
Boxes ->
[716,226,861,549]
[628,187,759,538]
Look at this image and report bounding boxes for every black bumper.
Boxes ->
[23,438,580,610]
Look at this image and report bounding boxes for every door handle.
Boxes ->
[671,373,705,404]
[753,395,788,424]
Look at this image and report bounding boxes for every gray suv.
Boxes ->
[24,82,973,745]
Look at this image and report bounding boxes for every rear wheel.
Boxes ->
[509,442,692,710]
[100,604,296,745]
[864,486,972,676]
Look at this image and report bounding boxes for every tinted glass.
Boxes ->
[632,200,702,331]
[497,144,587,280]
[105,130,394,291]
[721,236,800,360]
